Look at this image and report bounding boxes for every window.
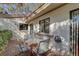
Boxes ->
[30,24,33,34]
[70,8,79,56]
[19,23,28,30]
[39,17,50,33]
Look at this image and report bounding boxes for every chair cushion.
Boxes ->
[16,44,30,52]
[38,41,49,54]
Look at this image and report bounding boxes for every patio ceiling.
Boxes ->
[26,3,67,23]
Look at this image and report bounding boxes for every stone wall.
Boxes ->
[0,18,27,40]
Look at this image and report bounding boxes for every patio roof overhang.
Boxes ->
[0,3,27,18]
[0,14,25,18]
[0,3,44,18]
[25,3,67,23]
[0,3,67,19]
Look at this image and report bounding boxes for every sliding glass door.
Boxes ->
[70,9,79,56]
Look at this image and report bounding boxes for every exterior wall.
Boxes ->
[28,4,79,53]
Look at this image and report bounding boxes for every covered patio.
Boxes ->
[0,3,77,56]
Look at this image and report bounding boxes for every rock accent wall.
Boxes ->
[0,18,27,40]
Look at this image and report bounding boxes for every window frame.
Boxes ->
[19,23,28,30]
[39,17,50,33]
[30,23,33,34]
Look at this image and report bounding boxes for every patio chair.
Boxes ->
[37,39,50,56]
[29,43,38,56]
[16,39,30,55]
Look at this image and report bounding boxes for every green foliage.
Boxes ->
[0,7,3,12]
[0,30,12,51]
[8,6,14,11]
